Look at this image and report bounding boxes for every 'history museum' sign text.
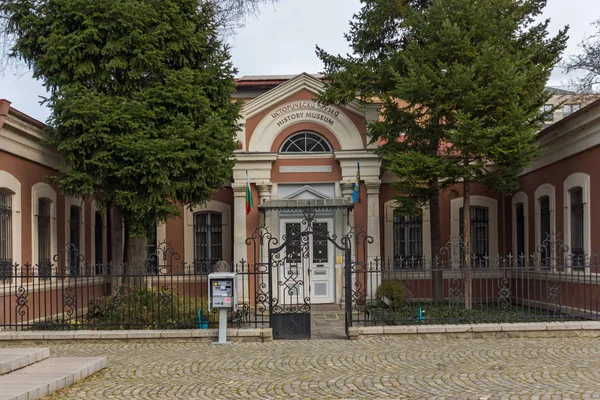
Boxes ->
[270,102,340,127]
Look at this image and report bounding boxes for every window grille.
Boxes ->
[515,203,525,266]
[312,223,329,263]
[280,132,332,153]
[460,206,489,267]
[393,214,422,269]
[193,212,222,273]
[69,206,81,275]
[146,225,158,274]
[285,223,301,264]
[38,199,52,278]
[0,191,12,280]
[94,211,103,275]
[570,187,585,268]
[539,196,551,269]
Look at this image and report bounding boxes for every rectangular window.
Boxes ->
[516,203,525,265]
[69,206,81,275]
[94,211,103,275]
[38,199,52,278]
[564,103,581,117]
[539,196,551,269]
[460,206,489,267]
[570,187,585,268]
[0,191,12,280]
[194,212,223,273]
[393,214,422,269]
[542,104,553,121]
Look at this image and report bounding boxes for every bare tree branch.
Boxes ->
[564,19,600,94]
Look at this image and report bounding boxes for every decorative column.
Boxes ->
[366,181,382,300]
[232,183,248,301]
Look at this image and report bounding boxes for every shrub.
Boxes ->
[376,280,407,307]
[85,286,214,329]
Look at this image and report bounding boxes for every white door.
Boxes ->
[280,219,334,305]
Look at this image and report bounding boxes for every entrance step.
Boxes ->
[0,356,107,400]
[0,348,50,375]
[312,304,344,312]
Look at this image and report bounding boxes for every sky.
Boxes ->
[1,0,599,122]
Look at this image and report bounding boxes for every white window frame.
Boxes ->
[32,182,57,275]
[65,197,86,263]
[511,192,529,260]
[184,200,231,273]
[534,183,556,263]
[384,199,431,264]
[450,196,499,266]
[563,173,591,267]
[90,201,108,273]
[0,171,22,272]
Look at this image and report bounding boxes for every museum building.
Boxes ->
[1,72,599,305]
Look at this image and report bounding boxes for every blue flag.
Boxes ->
[352,162,360,203]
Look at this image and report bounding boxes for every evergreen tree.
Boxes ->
[1,0,240,267]
[318,0,567,307]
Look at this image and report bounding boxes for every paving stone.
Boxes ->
[357,326,383,335]
[1,336,596,399]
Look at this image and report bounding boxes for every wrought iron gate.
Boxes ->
[266,209,351,340]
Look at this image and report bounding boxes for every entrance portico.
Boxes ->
[230,73,382,305]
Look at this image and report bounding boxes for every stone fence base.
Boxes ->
[348,321,600,340]
[0,328,273,343]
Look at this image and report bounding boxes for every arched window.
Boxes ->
[280,132,332,153]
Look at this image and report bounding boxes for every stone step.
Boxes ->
[0,348,50,375]
[0,357,107,400]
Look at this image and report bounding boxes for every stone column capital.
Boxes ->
[232,183,247,196]
[365,181,381,195]
[340,182,355,194]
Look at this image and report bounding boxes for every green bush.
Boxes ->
[375,280,407,307]
[85,286,214,329]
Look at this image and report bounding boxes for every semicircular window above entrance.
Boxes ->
[280,131,332,154]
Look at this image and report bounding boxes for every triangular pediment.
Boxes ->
[285,185,330,200]
[241,73,364,120]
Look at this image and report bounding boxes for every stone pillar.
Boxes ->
[232,183,248,301]
[366,181,382,300]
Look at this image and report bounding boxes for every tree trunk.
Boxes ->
[429,177,444,302]
[128,236,148,275]
[110,205,124,295]
[463,174,472,310]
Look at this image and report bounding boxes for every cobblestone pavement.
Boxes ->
[3,337,600,399]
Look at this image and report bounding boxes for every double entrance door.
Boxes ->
[279,219,334,304]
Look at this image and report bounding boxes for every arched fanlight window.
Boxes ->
[280,131,332,153]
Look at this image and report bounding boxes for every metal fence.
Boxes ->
[348,238,600,327]
[0,243,269,330]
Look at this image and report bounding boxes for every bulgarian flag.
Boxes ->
[245,169,253,215]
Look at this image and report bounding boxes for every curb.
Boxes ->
[0,328,272,343]
[348,321,600,340]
